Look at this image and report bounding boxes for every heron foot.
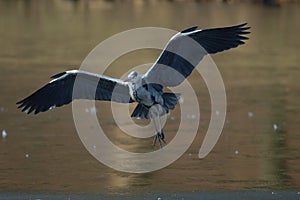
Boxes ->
[152,131,166,148]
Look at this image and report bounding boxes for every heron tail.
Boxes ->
[131,104,150,119]
[162,92,180,110]
[131,93,180,119]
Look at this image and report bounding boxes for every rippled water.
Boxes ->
[0,0,300,195]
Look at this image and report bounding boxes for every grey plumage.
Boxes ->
[17,70,133,114]
[17,23,250,147]
[143,23,250,87]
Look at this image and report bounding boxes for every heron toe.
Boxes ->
[159,131,165,140]
[152,131,166,148]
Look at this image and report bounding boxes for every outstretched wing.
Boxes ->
[17,70,133,114]
[143,23,250,87]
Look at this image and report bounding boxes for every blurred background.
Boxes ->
[0,0,300,197]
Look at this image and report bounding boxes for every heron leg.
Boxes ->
[152,117,166,148]
[150,105,166,148]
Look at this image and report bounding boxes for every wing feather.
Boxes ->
[143,23,250,87]
[17,70,133,114]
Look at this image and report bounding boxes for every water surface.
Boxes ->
[0,0,300,195]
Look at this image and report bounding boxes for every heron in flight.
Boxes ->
[17,23,250,147]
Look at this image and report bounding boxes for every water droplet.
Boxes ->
[248,112,253,118]
[234,150,239,155]
[2,130,7,139]
[179,96,184,104]
[273,124,278,131]
[25,154,29,158]
[90,107,97,113]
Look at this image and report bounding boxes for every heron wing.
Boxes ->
[143,23,250,87]
[16,70,133,114]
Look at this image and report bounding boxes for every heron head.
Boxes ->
[124,71,138,82]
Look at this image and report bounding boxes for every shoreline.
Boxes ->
[0,191,299,200]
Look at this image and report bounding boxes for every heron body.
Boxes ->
[128,73,155,106]
[17,23,250,147]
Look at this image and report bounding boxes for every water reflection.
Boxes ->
[0,0,300,194]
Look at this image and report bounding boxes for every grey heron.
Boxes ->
[17,23,250,147]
